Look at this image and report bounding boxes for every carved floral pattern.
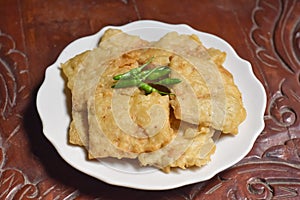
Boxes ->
[0,31,29,121]
[250,0,300,130]
[191,156,300,199]
[183,0,300,199]
[190,0,300,199]
[0,29,81,200]
[0,31,37,199]
[0,30,82,199]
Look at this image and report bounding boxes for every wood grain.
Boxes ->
[0,0,299,199]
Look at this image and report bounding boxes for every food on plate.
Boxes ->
[61,28,246,172]
[62,29,150,147]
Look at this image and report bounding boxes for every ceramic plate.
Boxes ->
[36,20,266,190]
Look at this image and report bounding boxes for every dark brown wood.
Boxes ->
[0,0,299,199]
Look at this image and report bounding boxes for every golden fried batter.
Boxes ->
[61,29,246,172]
[153,32,246,134]
[62,29,150,147]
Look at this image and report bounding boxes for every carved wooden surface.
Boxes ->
[0,0,299,199]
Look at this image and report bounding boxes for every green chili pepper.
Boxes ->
[138,82,154,94]
[138,82,171,95]
[147,66,171,80]
[112,78,141,88]
[113,57,154,80]
[111,56,180,96]
[153,78,181,85]
[113,65,160,89]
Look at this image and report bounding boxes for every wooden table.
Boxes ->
[1,0,300,199]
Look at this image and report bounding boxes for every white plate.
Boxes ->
[36,20,266,190]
